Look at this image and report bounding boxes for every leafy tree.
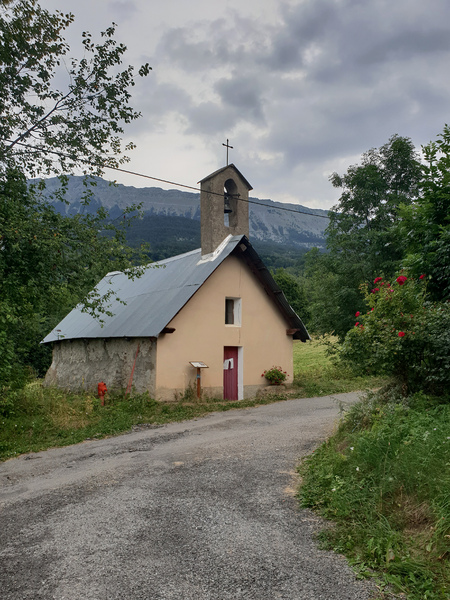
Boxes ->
[327,134,422,282]
[0,0,150,386]
[272,268,310,325]
[1,0,150,176]
[397,124,450,301]
[304,135,422,339]
[303,248,362,338]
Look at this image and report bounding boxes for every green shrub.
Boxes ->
[337,274,450,396]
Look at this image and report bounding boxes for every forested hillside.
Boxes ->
[36,175,329,255]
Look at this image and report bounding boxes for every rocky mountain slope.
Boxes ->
[35,176,329,250]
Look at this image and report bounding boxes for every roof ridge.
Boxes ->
[154,247,201,266]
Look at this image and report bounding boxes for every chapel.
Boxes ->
[43,164,309,400]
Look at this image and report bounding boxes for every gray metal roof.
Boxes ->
[42,235,310,344]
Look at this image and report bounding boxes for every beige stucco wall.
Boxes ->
[44,337,156,394]
[155,254,293,401]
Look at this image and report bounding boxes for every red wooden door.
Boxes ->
[223,346,239,400]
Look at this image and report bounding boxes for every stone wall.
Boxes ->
[44,337,156,395]
[200,165,250,256]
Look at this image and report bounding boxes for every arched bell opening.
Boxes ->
[224,178,239,227]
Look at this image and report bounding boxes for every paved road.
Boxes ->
[0,393,378,600]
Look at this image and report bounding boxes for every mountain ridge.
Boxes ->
[34,175,329,251]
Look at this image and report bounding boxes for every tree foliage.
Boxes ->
[303,126,450,396]
[337,274,450,397]
[303,248,366,339]
[305,135,422,339]
[397,124,450,301]
[0,0,150,176]
[0,0,150,386]
[272,268,310,325]
[327,134,421,281]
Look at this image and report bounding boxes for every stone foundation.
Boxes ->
[44,338,156,395]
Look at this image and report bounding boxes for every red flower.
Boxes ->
[355,311,360,317]
[355,322,359,327]
[371,287,380,293]
[419,274,425,280]
[374,277,383,284]
[396,275,408,286]
[398,331,405,337]
[371,307,374,311]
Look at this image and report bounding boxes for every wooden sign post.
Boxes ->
[189,361,209,399]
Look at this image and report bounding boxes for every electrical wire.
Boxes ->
[5,140,332,219]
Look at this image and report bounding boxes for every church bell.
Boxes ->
[224,194,233,214]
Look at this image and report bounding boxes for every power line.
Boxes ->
[5,140,331,219]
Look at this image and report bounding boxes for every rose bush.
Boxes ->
[337,273,450,396]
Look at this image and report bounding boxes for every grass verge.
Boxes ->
[293,337,388,396]
[0,384,290,461]
[298,387,450,600]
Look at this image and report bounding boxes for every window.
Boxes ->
[225,298,241,326]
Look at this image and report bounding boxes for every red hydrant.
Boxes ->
[97,381,107,406]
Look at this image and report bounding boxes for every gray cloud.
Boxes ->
[214,76,265,122]
[155,17,255,72]
[41,0,450,208]
[185,101,236,134]
[108,1,139,21]
[127,81,192,134]
[263,1,339,71]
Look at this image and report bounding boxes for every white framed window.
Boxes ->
[225,297,241,326]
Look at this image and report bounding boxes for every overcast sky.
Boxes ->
[41,0,450,210]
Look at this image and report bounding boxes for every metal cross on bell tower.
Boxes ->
[222,138,233,166]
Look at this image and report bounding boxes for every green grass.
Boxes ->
[0,383,293,461]
[0,336,386,461]
[299,387,450,600]
[293,336,388,397]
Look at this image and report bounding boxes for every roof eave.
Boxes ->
[232,237,311,343]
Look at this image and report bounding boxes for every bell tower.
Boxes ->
[199,164,253,256]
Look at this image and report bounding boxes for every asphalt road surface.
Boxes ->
[0,393,378,600]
